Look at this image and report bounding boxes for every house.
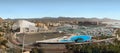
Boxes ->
[12,20,38,33]
[47,22,61,27]
[35,22,48,30]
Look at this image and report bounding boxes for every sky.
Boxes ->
[0,0,120,20]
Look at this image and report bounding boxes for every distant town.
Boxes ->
[0,17,120,53]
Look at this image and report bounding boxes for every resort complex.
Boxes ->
[0,17,120,53]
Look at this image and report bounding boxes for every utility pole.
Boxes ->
[22,33,25,53]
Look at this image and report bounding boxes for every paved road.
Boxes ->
[74,37,115,44]
[7,33,31,51]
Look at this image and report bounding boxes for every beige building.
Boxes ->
[47,22,61,27]
[35,22,48,30]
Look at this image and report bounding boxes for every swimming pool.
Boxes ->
[59,35,92,43]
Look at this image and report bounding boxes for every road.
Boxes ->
[7,33,31,51]
[74,37,116,44]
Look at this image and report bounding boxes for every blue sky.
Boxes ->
[0,0,120,19]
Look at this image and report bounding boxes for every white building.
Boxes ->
[102,21,120,28]
[12,20,38,33]
[102,21,120,26]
